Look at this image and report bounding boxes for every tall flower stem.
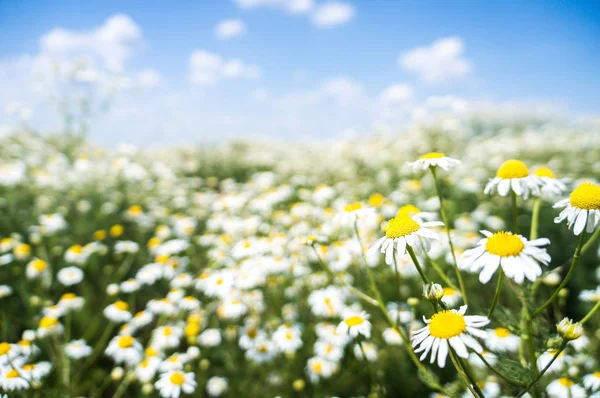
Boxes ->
[357,339,378,392]
[530,198,541,240]
[448,349,482,398]
[488,270,504,318]
[406,246,429,285]
[532,231,587,318]
[516,340,568,397]
[581,300,600,324]
[511,191,520,234]
[425,252,458,290]
[430,166,468,305]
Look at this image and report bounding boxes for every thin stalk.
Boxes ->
[530,198,541,240]
[425,252,458,290]
[406,246,429,285]
[473,351,524,386]
[581,300,600,324]
[448,349,481,398]
[431,166,468,305]
[516,340,568,397]
[487,270,504,318]
[357,339,377,392]
[459,357,486,398]
[511,190,520,234]
[532,231,586,318]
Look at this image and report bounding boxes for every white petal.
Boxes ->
[574,210,588,235]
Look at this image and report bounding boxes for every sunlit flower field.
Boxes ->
[1,121,600,397]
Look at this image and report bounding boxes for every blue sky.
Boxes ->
[1,0,599,146]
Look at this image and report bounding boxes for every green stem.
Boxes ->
[448,349,481,398]
[459,357,486,398]
[581,300,600,324]
[582,227,600,254]
[530,198,541,240]
[357,339,377,392]
[425,252,458,290]
[473,351,524,386]
[532,231,587,318]
[516,340,568,397]
[406,246,429,285]
[487,270,504,318]
[511,190,520,234]
[431,166,468,305]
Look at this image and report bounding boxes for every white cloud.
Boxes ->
[40,14,142,71]
[234,0,314,14]
[321,76,363,105]
[379,84,413,104]
[215,19,247,39]
[189,50,261,85]
[399,36,472,84]
[136,69,161,88]
[311,2,355,28]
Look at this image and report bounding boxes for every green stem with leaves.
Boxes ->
[488,270,504,318]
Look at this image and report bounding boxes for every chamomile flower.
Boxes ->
[273,324,303,353]
[206,376,228,397]
[440,287,462,307]
[104,301,132,323]
[155,370,196,398]
[583,372,600,391]
[65,339,93,359]
[485,327,520,352]
[353,342,378,362]
[580,287,600,302]
[333,203,376,228]
[369,215,443,266]
[58,293,85,312]
[411,305,489,368]
[151,325,183,350]
[306,356,337,383]
[554,182,600,235]
[546,377,586,398]
[407,152,461,172]
[105,335,143,366]
[26,258,50,280]
[396,204,437,222]
[37,316,63,338]
[382,328,404,345]
[534,167,568,197]
[484,159,541,199]
[460,230,550,284]
[537,349,568,373]
[0,368,29,391]
[20,361,52,382]
[57,266,84,286]
[337,311,371,339]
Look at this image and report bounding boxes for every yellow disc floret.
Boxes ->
[429,311,466,339]
[0,342,11,355]
[344,203,363,212]
[170,371,185,385]
[39,317,58,328]
[569,183,600,210]
[117,336,134,348]
[496,160,529,179]
[114,301,129,311]
[344,316,365,327]
[534,167,555,179]
[420,152,445,159]
[558,377,574,387]
[494,327,511,338]
[397,204,420,218]
[6,369,19,379]
[485,232,524,257]
[385,215,420,238]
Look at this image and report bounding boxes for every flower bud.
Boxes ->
[111,367,124,380]
[542,272,561,286]
[407,297,419,307]
[292,379,305,391]
[142,384,154,395]
[106,283,119,296]
[557,318,583,341]
[423,282,444,300]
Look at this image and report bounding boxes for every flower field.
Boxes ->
[1,121,600,397]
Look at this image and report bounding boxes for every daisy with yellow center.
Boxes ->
[0,367,29,391]
[554,182,600,235]
[583,371,600,391]
[396,204,437,223]
[534,166,567,197]
[485,327,520,352]
[407,152,461,172]
[103,300,133,323]
[484,159,542,199]
[369,214,443,266]
[26,258,49,279]
[336,311,371,339]
[37,316,63,338]
[460,230,550,284]
[105,335,143,366]
[333,202,376,228]
[155,370,197,398]
[411,305,489,368]
[546,377,586,398]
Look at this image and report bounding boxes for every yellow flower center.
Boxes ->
[558,377,574,387]
[18,340,31,347]
[344,203,363,212]
[6,369,19,379]
[69,245,82,254]
[419,152,445,159]
[22,364,35,371]
[494,327,511,338]
[114,301,129,311]
[170,371,185,385]
[285,331,293,340]
[569,183,600,210]
[397,204,421,218]
[442,287,455,296]
[39,317,58,328]
[593,371,600,378]
[32,259,47,271]
[344,316,365,327]
[385,215,420,238]
[496,160,529,179]
[94,230,107,241]
[312,362,322,373]
[129,205,142,215]
[368,194,384,207]
[485,232,524,257]
[61,293,77,300]
[429,311,466,339]
[145,347,158,357]
[534,167,555,178]
[163,326,172,336]
[0,342,10,355]
[118,336,134,348]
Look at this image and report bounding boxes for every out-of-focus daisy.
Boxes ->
[554,182,600,235]
[440,287,462,307]
[0,367,29,392]
[485,327,520,352]
[105,335,143,366]
[155,370,197,398]
[58,293,85,312]
[407,152,461,172]
[396,204,437,223]
[353,342,378,362]
[273,324,303,353]
[411,305,489,368]
[382,328,404,345]
[460,230,550,284]
[337,311,371,339]
[306,356,337,383]
[206,376,228,397]
[580,287,600,302]
[104,301,132,323]
[37,316,63,338]
[57,266,84,286]
[583,372,600,391]
[534,167,568,197]
[546,377,586,398]
[26,258,50,280]
[484,159,541,199]
[20,361,52,382]
[369,214,443,265]
[333,203,376,228]
[65,339,92,359]
[468,350,497,370]
[537,349,568,373]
